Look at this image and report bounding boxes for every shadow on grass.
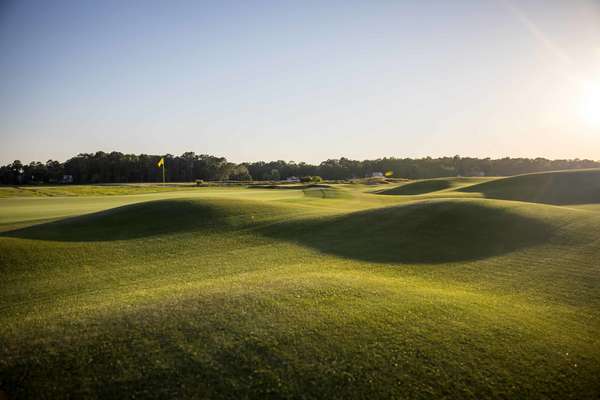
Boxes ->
[459,169,600,205]
[378,179,452,195]
[2,197,553,264]
[259,200,554,264]
[0,199,243,242]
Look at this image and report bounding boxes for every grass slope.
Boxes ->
[378,177,491,195]
[0,184,198,198]
[262,199,554,263]
[460,169,600,205]
[1,178,599,399]
[4,198,290,242]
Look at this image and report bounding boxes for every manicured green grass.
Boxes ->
[0,184,201,198]
[378,177,492,195]
[459,169,600,205]
[1,171,599,399]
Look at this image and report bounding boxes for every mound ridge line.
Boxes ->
[4,196,592,266]
[459,169,600,205]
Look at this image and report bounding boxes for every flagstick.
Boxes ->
[162,164,165,185]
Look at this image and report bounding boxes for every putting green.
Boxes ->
[1,171,599,399]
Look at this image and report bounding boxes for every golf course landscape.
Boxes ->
[1,169,599,399]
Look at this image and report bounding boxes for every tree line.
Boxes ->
[1,151,599,185]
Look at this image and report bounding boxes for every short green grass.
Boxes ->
[1,171,599,399]
[459,169,600,205]
[0,184,201,198]
[377,177,492,195]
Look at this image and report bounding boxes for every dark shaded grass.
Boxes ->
[260,199,554,264]
[1,199,285,242]
[378,179,452,195]
[2,198,552,264]
[460,169,600,205]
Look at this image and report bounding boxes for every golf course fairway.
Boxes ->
[1,170,599,399]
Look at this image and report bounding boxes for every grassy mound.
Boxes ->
[460,169,600,205]
[263,199,553,263]
[2,198,292,241]
[249,183,332,190]
[377,177,489,196]
[302,186,351,199]
[378,179,452,195]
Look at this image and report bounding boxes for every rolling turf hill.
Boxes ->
[376,177,491,195]
[1,170,599,399]
[459,168,600,205]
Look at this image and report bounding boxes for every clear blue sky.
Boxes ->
[1,0,599,164]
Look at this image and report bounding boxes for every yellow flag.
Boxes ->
[157,157,164,167]
[384,170,393,177]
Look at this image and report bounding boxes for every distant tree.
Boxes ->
[46,160,64,183]
[228,165,252,181]
[262,169,280,180]
[10,160,24,184]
